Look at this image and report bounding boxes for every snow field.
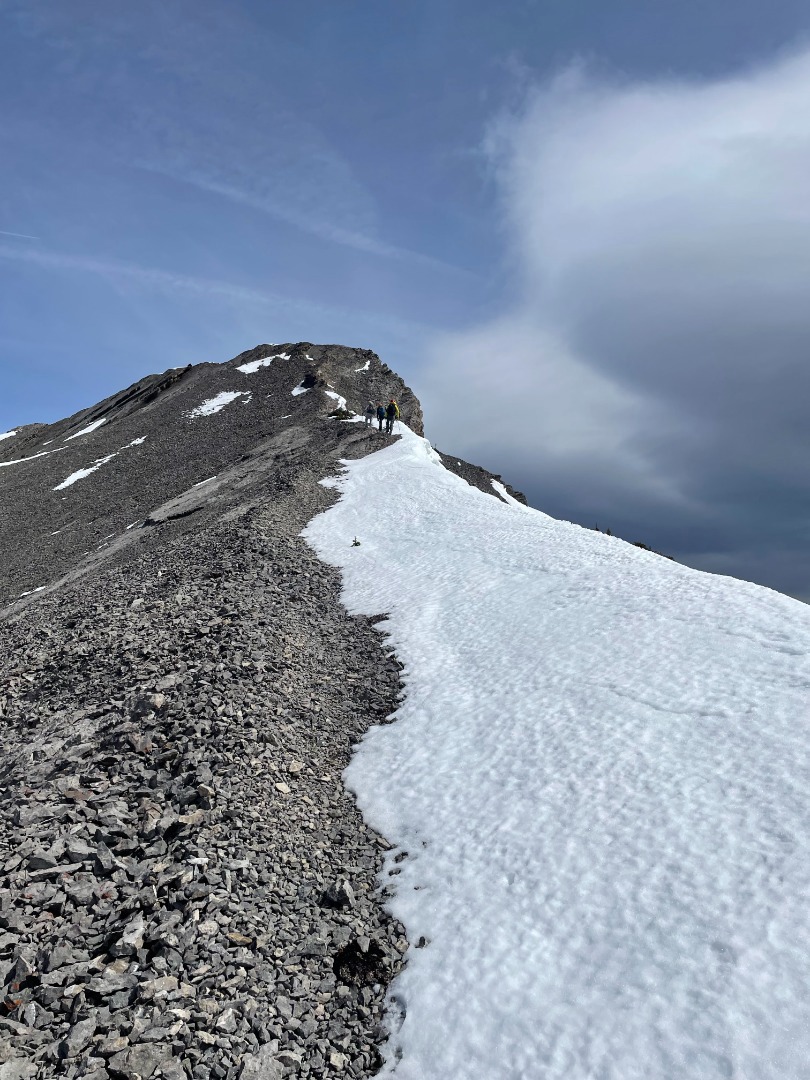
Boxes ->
[54,454,118,490]
[64,418,107,440]
[304,425,810,1080]
[188,391,251,417]
[0,430,17,442]
[53,437,148,491]
[0,447,67,469]
[237,351,291,374]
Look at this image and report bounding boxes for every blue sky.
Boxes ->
[2,0,810,599]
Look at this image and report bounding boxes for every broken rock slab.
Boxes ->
[239,1045,284,1080]
[107,1042,172,1079]
[0,1061,38,1080]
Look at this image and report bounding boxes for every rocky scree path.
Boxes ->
[0,455,409,1078]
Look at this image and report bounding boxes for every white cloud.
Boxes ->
[422,48,810,562]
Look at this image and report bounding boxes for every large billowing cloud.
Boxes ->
[421,50,810,598]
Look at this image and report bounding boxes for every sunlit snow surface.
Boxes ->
[237,352,291,374]
[305,425,810,1080]
[54,453,117,490]
[188,391,250,417]
[324,389,347,411]
[0,430,17,442]
[53,437,147,490]
[64,418,107,440]
[491,478,525,507]
[0,447,67,468]
[291,382,309,397]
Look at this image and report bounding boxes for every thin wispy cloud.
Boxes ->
[3,1,474,280]
[0,243,281,303]
[136,163,476,279]
[0,243,433,341]
[0,230,39,240]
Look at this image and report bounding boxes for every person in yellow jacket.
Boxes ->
[385,398,400,435]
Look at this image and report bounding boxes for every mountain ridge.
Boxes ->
[0,342,527,1080]
[2,343,810,1080]
[0,343,523,612]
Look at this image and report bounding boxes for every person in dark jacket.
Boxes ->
[376,403,386,431]
[385,398,400,434]
[364,401,375,427]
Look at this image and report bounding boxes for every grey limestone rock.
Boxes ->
[107,1043,173,1079]
[109,913,146,957]
[321,880,355,910]
[158,1064,187,1080]
[238,1045,283,1080]
[216,1008,239,1034]
[26,849,59,871]
[272,1048,301,1070]
[0,1064,37,1080]
[57,1017,97,1058]
[64,836,95,863]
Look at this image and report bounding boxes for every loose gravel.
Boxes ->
[0,454,407,1080]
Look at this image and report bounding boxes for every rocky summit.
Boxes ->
[0,344,523,1080]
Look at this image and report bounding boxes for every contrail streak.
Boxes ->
[0,230,39,240]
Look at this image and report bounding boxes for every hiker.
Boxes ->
[364,401,375,427]
[376,402,386,431]
[385,398,400,434]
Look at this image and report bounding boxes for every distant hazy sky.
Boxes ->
[2,1,809,600]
